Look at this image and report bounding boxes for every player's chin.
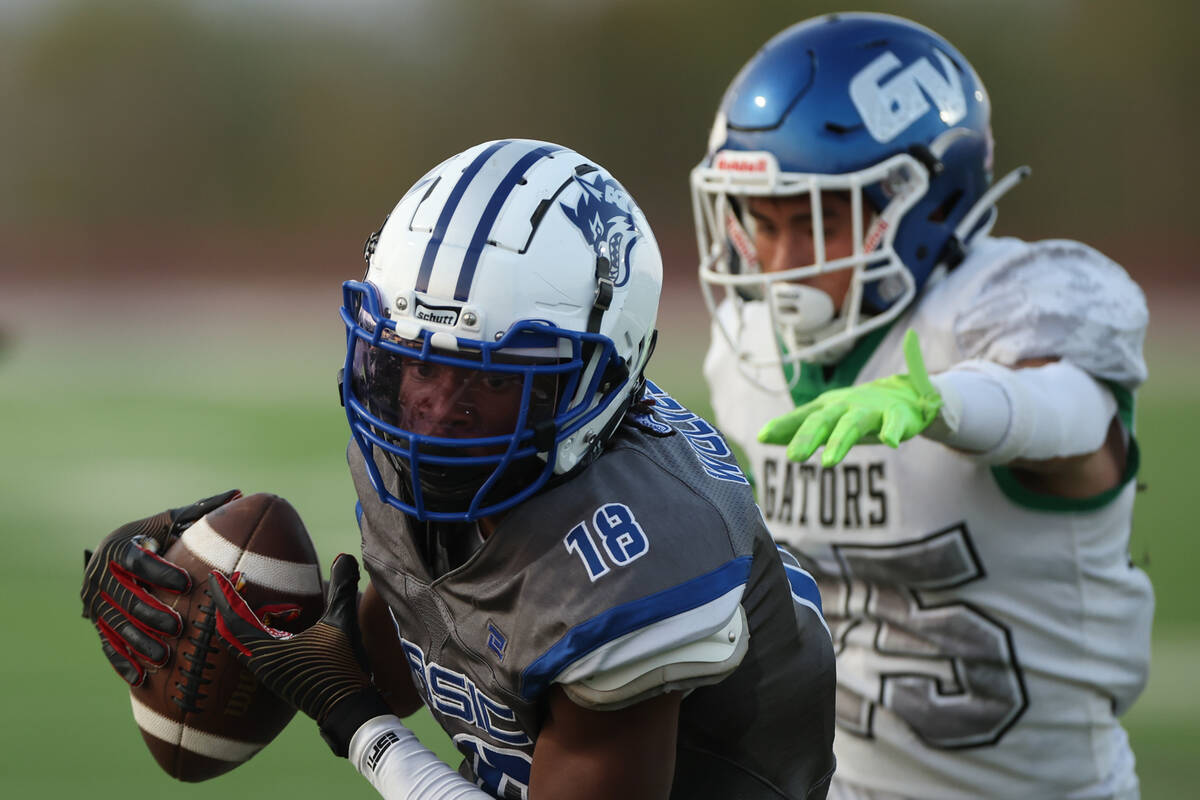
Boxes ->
[417,456,546,513]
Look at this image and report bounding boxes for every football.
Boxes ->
[128,493,325,781]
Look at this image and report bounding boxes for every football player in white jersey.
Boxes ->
[692,12,1153,800]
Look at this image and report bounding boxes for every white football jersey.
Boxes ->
[704,236,1154,799]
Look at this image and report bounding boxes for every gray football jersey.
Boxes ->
[350,380,835,799]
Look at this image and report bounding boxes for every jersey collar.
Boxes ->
[781,318,898,407]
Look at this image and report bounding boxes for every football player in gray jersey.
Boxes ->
[693,13,1153,800]
[87,139,835,799]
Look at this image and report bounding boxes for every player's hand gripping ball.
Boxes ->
[758,329,944,466]
[81,490,243,686]
[86,493,325,781]
[210,552,391,758]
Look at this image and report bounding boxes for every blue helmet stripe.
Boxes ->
[454,143,562,301]
[415,140,512,294]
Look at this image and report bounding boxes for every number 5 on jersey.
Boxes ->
[563,503,650,581]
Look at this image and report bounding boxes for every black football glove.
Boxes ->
[208,553,391,757]
[81,490,242,686]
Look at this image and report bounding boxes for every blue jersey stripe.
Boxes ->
[520,555,753,700]
[415,140,511,294]
[454,143,561,301]
[775,544,824,616]
[782,562,823,615]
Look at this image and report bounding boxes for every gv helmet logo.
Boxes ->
[849,50,967,143]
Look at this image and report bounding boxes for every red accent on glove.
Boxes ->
[98,590,172,666]
[214,612,256,659]
[108,561,184,634]
[256,603,304,626]
[208,570,294,659]
[96,617,146,685]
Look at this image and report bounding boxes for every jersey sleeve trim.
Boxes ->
[519,555,753,700]
[990,436,1140,512]
[558,601,749,710]
[783,319,898,406]
[776,546,831,639]
[1104,382,1135,432]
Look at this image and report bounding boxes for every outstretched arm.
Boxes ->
[759,329,1127,497]
[938,355,1126,498]
[758,330,942,466]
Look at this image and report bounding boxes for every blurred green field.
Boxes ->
[0,285,1195,797]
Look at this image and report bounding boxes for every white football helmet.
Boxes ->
[341,139,662,521]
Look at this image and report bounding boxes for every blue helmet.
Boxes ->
[693,13,1023,373]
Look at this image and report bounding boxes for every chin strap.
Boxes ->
[577,253,633,453]
[586,255,614,335]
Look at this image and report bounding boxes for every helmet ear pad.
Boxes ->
[861,130,992,311]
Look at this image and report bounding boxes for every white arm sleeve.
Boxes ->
[350,715,492,800]
[925,359,1118,464]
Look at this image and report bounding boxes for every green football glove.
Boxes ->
[758,329,943,466]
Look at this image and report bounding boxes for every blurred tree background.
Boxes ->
[2,0,1196,289]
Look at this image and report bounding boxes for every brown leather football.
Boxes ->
[128,493,324,782]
